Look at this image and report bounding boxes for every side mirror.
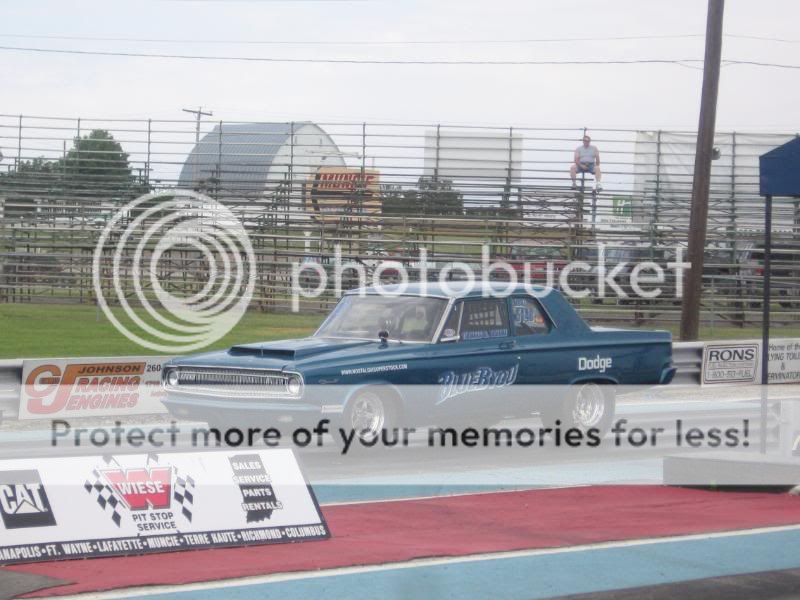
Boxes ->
[378,330,389,345]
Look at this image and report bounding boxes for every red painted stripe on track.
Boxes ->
[11,486,800,597]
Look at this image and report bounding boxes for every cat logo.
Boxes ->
[0,470,56,529]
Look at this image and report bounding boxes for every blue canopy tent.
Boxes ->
[758,137,800,451]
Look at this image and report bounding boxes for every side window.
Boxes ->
[460,299,510,341]
[511,297,550,336]
[440,301,463,342]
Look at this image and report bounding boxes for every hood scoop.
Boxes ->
[228,337,372,360]
[228,345,296,359]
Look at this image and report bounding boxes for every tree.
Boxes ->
[0,130,147,221]
[380,178,463,217]
[0,157,59,218]
[60,129,143,200]
[15,157,56,174]
[416,177,463,217]
[0,129,146,200]
[380,184,417,216]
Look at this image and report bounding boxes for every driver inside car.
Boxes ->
[400,305,430,339]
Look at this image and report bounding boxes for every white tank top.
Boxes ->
[576,145,598,164]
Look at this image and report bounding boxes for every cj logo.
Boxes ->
[0,470,56,529]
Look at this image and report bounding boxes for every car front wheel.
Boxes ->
[343,388,398,447]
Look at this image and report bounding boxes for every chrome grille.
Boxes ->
[166,367,294,398]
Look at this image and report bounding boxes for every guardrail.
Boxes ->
[0,359,22,423]
[0,343,706,424]
[671,342,704,386]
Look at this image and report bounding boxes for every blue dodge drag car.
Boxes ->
[162,283,675,440]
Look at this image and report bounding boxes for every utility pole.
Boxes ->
[182,106,213,143]
[182,106,213,189]
[680,0,725,341]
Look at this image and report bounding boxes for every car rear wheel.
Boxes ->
[540,382,615,437]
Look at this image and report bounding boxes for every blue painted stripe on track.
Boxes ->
[313,483,534,504]
[616,400,759,415]
[312,459,661,504]
[132,527,800,600]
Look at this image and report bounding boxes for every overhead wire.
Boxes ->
[0,44,798,69]
[0,32,709,45]
[0,32,798,45]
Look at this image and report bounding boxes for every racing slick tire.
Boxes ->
[539,382,615,438]
[341,386,400,451]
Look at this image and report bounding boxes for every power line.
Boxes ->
[726,33,800,43]
[0,32,707,45]
[722,59,800,69]
[0,44,700,65]
[1,32,797,46]
[1,44,799,69]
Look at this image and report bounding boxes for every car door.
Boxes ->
[428,297,521,423]
[509,295,559,384]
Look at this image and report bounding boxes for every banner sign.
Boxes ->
[0,449,328,565]
[765,339,800,384]
[304,167,380,224]
[19,356,171,419]
[702,339,800,385]
[702,343,759,385]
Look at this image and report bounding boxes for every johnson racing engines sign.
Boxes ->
[20,356,171,419]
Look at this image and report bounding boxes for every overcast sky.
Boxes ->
[2,0,799,131]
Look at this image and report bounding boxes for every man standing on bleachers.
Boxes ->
[570,135,602,191]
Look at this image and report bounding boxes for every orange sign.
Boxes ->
[20,357,170,419]
[305,167,381,224]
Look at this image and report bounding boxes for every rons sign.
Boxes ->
[702,339,800,385]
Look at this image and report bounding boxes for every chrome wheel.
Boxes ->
[571,383,606,428]
[350,392,386,441]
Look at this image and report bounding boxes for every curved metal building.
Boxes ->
[177,122,345,204]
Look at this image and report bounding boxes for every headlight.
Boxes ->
[166,369,179,387]
[287,374,303,396]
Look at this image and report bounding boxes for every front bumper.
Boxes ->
[162,393,343,428]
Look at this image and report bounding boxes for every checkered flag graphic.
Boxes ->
[172,472,196,522]
[147,453,196,523]
[84,469,123,527]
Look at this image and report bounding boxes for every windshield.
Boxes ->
[315,295,448,342]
